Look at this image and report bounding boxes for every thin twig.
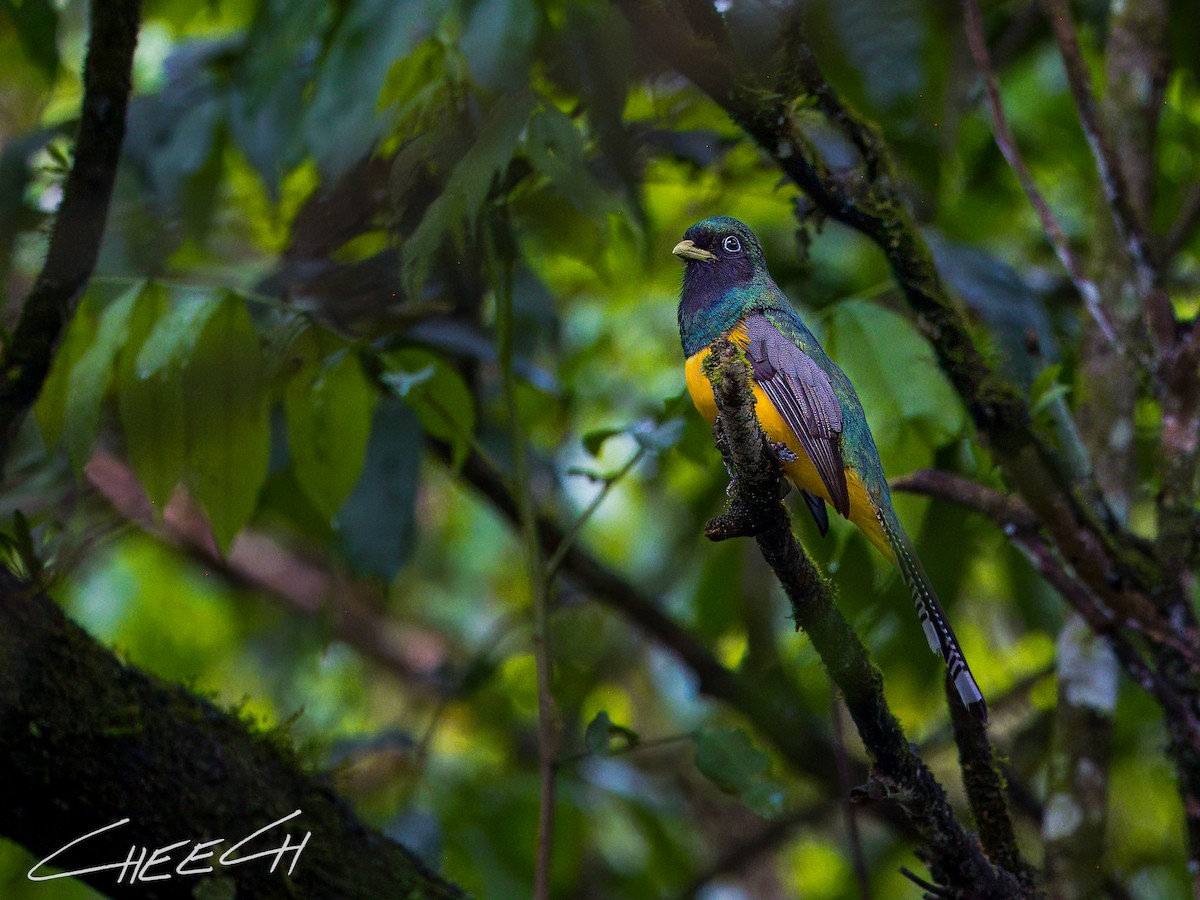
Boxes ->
[1040,0,1174,352]
[899,866,950,897]
[557,731,695,766]
[544,446,646,582]
[961,0,1118,346]
[832,696,872,900]
[0,0,143,469]
[491,234,559,900]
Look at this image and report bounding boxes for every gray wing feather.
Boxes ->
[744,313,850,517]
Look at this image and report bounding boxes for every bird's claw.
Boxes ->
[770,441,800,464]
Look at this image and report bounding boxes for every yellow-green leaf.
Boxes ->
[286,348,379,520]
[116,283,184,512]
[181,294,270,553]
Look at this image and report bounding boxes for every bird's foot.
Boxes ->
[770,441,799,464]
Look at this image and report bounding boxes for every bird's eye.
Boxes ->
[723,235,741,254]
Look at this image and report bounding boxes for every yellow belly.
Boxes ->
[686,343,893,560]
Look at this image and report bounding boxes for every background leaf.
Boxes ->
[286,345,379,520]
[180,294,270,552]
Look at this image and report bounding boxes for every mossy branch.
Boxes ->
[0,571,464,899]
[611,0,1167,655]
[700,338,1040,899]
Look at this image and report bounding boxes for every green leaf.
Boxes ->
[402,90,536,296]
[694,726,769,793]
[381,348,475,467]
[116,283,185,512]
[631,417,685,453]
[584,711,615,755]
[134,289,223,377]
[694,727,783,817]
[526,103,613,217]
[36,292,99,449]
[286,348,379,520]
[63,283,142,470]
[583,710,638,756]
[461,0,538,91]
[1029,363,1071,417]
[180,294,270,552]
[335,398,422,579]
[3,0,60,81]
[822,300,965,462]
[10,509,39,579]
[582,426,624,458]
[305,0,439,178]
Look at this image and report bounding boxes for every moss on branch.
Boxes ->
[0,571,464,899]
[700,338,1039,899]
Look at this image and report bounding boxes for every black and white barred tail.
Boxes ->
[877,509,988,722]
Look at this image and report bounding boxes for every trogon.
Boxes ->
[674,216,986,721]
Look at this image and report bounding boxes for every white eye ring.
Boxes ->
[723,235,741,254]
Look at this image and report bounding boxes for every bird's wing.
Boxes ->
[743,313,850,517]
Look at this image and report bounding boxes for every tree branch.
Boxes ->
[1043,613,1117,900]
[701,338,1036,898]
[1039,0,1174,352]
[83,449,455,694]
[436,439,933,843]
[612,0,1162,650]
[0,0,141,467]
[0,570,464,899]
[945,679,1037,886]
[891,470,1200,698]
[960,0,1117,346]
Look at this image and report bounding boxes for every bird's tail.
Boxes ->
[877,509,988,722]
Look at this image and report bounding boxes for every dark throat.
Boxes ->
[678,259,754,356]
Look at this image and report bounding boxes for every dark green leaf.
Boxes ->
[583,710,638,756]
[2,0,59,80]
[36,290,99,449]
[63,283,141,470]
[526,103,612,216]
[694,726,783,816]
[382,348,475,467]
[286,348,379,520]
[181,294,270,552]
[461,0,538,92]
[694,726,769,793]
[584,710,614,755]
[116,282,186,512]
[335,398,422,579]
[305,0,439,178]
[402,90,536,296]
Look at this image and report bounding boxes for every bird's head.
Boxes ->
[674,216,768,325]
[673,217,765,295]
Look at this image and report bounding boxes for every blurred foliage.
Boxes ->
[0,0,1196,897]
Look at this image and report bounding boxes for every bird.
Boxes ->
[673,216,986,721]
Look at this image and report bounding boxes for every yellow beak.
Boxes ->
[672,239,717,263]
